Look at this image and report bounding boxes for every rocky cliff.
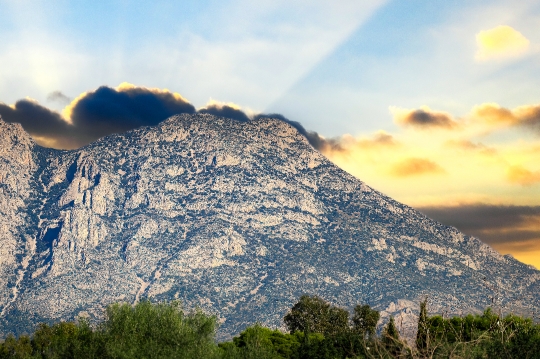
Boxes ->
[0,113,538,339]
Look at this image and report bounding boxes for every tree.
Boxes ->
[0,334,32,359]
[284,295,348,337]
[102,300,220,359]
[416,298,429,354]
[382,316,401,356]
[352,304,380,338]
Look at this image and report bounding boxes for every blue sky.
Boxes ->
[1,0,540,268]
[2,0,539,135]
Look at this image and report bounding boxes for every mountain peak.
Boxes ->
[0,113,538,341]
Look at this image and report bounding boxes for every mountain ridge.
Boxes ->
[0,113,538,340]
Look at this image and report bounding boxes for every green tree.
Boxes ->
[284,295,348,337]
[382,316,401,357]
[0,334,32,359]
[352,304,380,338]
[416,299,429,354]
[102,300,219,359]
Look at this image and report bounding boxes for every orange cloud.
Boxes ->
[471,103,516,125]
[390,106,459,130]
[473,102,540,133]
[390,102,540,135]
[507,165,540,186]
[389,158,445,177]
[475,25,530,62]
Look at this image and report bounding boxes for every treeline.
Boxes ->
[1,295,539,358]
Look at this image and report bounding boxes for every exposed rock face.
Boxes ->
[0,113,539,340]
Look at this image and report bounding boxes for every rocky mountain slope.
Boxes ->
[0,114,539,339]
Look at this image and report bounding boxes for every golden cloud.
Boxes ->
[389,157,445,177]
[471,103,540,132]
[390,106,459,130]
[507,165,540,186]
[475,25,530,62]
[471,103,516,125]
[390,102,540,135]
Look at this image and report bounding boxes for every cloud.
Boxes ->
[475,25,530,62]
[198,101,250,122]
[471,103,515,125]
[66,83,196,142]
[513,104,540,132]
[1,84,197,149]
[46,91,71,105]
[0,84,346,152]
[390,106,459,130]
[444,140,497,155]
[389,157,445,177]
[472,103,540,133]
[507,165,540,186]
[418,203,540,254]
[390,102,540,135]
[0,98,79,148]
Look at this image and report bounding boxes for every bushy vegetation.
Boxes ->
[1,296,539,358]
[0,301,220,359]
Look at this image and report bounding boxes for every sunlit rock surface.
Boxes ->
[0,113,538,340]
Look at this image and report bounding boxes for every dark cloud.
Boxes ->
[47,91,71,105]
[418,203,540,250]
[390,157,445,177]
[198,104,250,122]
[0,85,341,153]
[1,86,197,149]
[394,108,458,129]
[69,86,196,142]
[254,113,343,152]
[0,99,77,147]
[520,105,540,133]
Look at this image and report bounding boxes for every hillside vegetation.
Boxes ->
[1,296,539,358]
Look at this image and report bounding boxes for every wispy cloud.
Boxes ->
[507,165,540,186]
[389,157,445,177]
[46,91,71,105]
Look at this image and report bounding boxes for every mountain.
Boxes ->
[0,114,538,340]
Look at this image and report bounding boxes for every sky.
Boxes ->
[1,0,540,268]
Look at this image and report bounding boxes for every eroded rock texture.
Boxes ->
[0,114,538,339]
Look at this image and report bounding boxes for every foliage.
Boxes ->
[1,296,539,359]
[0,300,219,359]
[382,316,402,357]
[352,304,380,338]
[283,295,348,337]
[415,298,428,355]
[101,300,219,359]
[219,323,302,359]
